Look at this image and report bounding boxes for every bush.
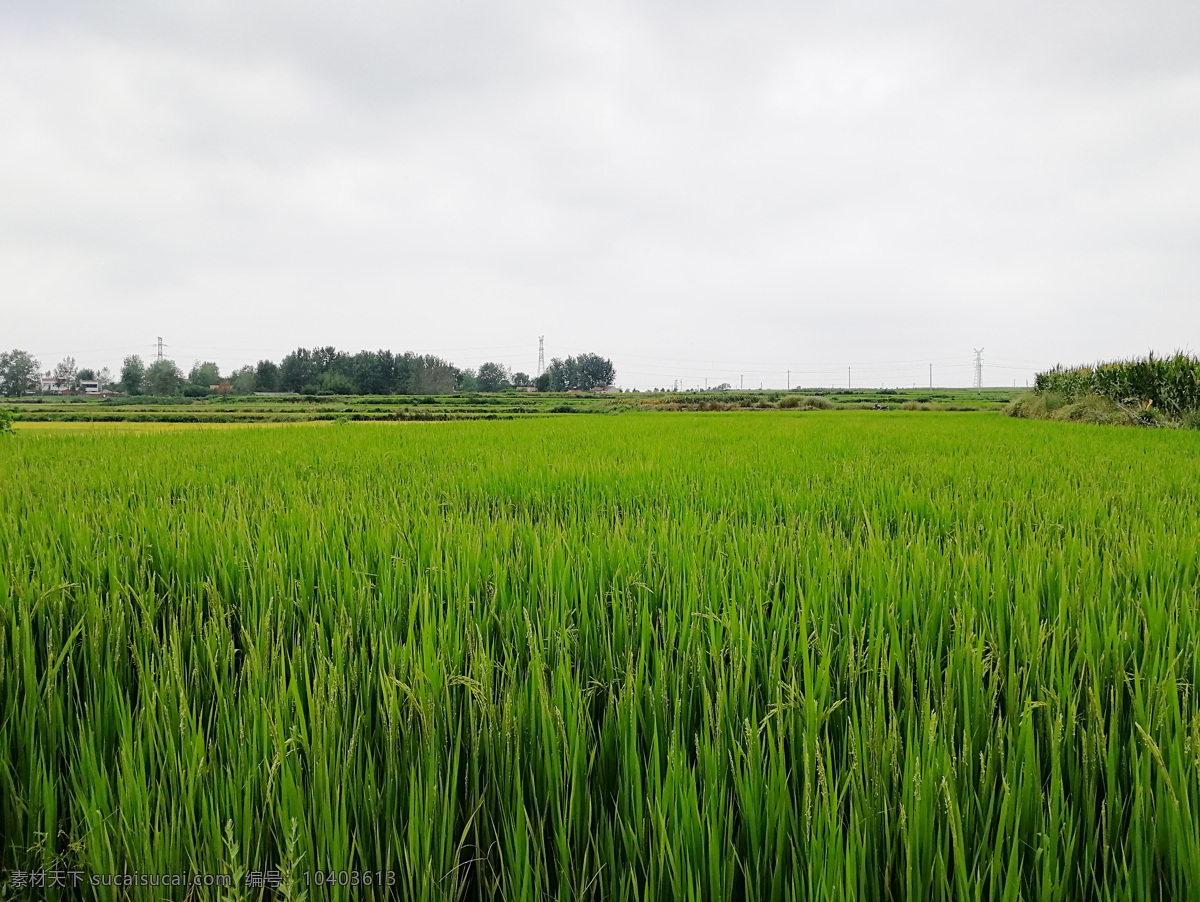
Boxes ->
[1055,395,1129,425]
[1006,391,1070,420]
[1008,391,1144,426]
[796,396,834,410]
[0,409,12,434]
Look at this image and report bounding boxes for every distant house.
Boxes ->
[39,376,103,394]
[517,386,537,392]
[592,385,618,393]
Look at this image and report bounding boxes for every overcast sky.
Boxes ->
[3,1,1198,389]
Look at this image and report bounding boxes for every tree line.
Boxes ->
[0,347,616,397]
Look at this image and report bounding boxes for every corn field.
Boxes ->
[2,413,1199,900]
[1034,353,1200,417]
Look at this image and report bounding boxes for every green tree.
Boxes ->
[189,361,222,387]
[280,349,320,393]
[457,368,480,392]
[53,356,79,392]
[512,371,532,388]
[403,354,459,394]
[576,353,615,389]
[476,362,512,392]
[316,371,355,395]
[347,350,400,395]
[545,353,615,391]
[121,355,146,395]
[229,365,257,394]
[254,360,281,392]
[0,350,40,397]
[144,359,183,396]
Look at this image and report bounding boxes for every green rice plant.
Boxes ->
[1,413,1199,899]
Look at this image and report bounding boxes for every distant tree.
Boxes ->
[53,356,78,392]
[229,365,257,394]
[476,362,512,392]
[316,371,355,395]
[144,359,183,396]
[0,350,41,397]
[534,372,551,392]
[544,359,567,391]
[279,347,350,393]
[121,355,146,395]
[254,360,281,392]
[96,367,114,390]
[712,382,732,391]
[280,349,320,393]
[313,346,343,373]
[574,353,615,389]
[456,368,479,392]
[512,371,532,388]
[403,354,459,394]
[77,368,96,383]
[189,361,221,387]
[347,350,400,395]
[544,354,614,391]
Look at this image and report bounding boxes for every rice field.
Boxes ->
[2,412,1199,900]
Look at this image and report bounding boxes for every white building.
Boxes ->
[38,375,102,394]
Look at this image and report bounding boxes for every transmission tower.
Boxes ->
[973,348,984,389]
[156,336,165,363]
[537,336,545,377]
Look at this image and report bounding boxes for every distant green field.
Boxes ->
[2,412,1197,900]
[3,387,1015,423]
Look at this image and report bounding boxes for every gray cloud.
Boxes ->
[3,1,1198,387]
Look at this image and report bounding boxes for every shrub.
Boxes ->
[1006,391,1070,420]
[0,409,12,434]
[797,396,834,410]
[1054,395,1129,425]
